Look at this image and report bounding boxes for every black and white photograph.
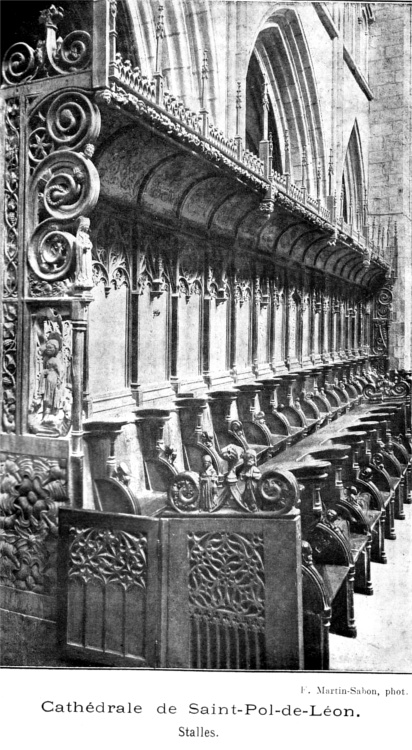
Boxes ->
[1,2,411,732]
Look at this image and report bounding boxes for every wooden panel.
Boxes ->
[258,303,269,364]
[58,509,160,667]
[235,296,251,369]
[163,515,304,670]
[89,284,128,396]
[138,285,169,384]
[209,298,228,372]
[274,297,285,365]
[302,303,311,359]
[177,290,201,378]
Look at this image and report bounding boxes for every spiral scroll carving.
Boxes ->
[28,220,76,280]
[1,42,37,85]
[167,461,299,516]
[257,468,300,515]
[31,150,100,223]
[53,31,91,74]
[169,471,200,513]
[1,6,92,86]
[29,91,101,169]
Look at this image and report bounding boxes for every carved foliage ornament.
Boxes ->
[188,531,265,624]
[136,230,174,296]
[1,5,91,86]
[92,214,131,293]
[206,265,229,302]
[4,99,20,300]
[234,279,252,306]
[68,527,147,590]
[364,371,409,401]
[2,303,18,433]
[0,453,68,594]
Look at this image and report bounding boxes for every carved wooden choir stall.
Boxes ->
[0,1,411,669]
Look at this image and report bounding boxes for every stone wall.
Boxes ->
[368,3,412,369]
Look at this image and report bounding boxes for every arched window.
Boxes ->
[116,0,140,66]
[341,123,365,229]
[245,52,282,172]
[245,8,326,192]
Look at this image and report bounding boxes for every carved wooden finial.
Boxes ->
[328,148,333,194]
[262,72,269,110]
[301,146,307,189]
[363,187,368,225]
[155,5,165,40]
[200,49,209,108]
[236,80,242,109]
[201,49,209,80]
[39,4,64,29]
[109,1,118,75]
[261,73,269,141]
[155,5,165,72]
[235,81,242,137]
[316,162,322,199]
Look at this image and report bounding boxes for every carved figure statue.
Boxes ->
[75,216,93,286]
[199,454,219,511]
[39,334,64,423]
[239,449,261,512]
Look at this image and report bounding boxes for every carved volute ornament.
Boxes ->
[167,454,299,516]
[28,91,101,172]
[2,5,92,86]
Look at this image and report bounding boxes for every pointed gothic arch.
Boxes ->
[246,7,327,191]
[341,121,366,229]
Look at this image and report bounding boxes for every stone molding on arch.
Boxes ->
[340,119,367,231]
[245,5,328,193]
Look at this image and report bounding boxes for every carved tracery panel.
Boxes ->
[136,230,172,386]
[177,269,203,380]
[88,213,131,399]
[234,276,252,371]
[207,266,230,375]
[188,531,265,669]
